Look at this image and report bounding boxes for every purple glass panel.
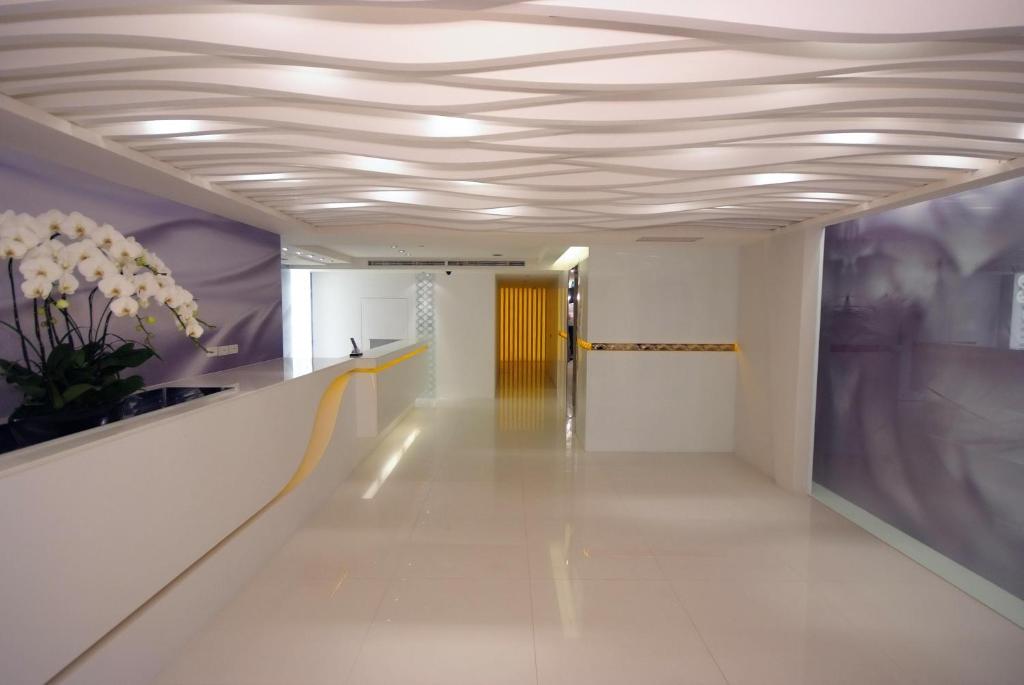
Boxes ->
[814,174,1024,598]
[0,147,282,417]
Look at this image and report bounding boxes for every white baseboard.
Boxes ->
[812,483,1024,629]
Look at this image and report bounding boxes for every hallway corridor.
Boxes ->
[157,396,1024,685]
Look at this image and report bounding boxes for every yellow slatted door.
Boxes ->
[497,282,555,421]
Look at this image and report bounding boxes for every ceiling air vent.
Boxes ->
[445,260,526,267]
[636,236,703,243]
[367,259,447,267]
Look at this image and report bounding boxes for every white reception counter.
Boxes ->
[0,340,427,685]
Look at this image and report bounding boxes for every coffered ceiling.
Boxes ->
[1,1,1023,250]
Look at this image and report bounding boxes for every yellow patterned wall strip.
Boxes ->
[577,339,734,352]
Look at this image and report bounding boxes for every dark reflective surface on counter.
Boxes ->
[0,386,231,454]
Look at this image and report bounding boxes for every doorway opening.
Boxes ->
[496,276,559,399]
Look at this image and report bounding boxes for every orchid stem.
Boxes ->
[7,259,32,369]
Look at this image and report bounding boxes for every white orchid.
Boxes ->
[157,285,186,308]
[24,241,62,263]
[20,278,52,300]
[132,271,159,301]
[148,253,170,276]
[98,274,136,298]
[19,257,62,283]
[0,210,215,428]
[0,239,28,259]
[110,296,139,318]
[109,236,143,265]
[12,220,41,249]
[36,209,66,240]
[91,223,123,251]
[185,319,203,338]
[59,240,99,270]
[78,255,116,282]
[63,211,97,240]
[57,272,80,296]
[1,210,208,348]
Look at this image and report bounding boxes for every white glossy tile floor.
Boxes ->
[157,393,1024,685]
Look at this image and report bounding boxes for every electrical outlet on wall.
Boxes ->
[203,344,239,357]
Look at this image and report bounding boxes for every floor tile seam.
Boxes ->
[520,457,543,685]
[335,420,431,684]
[334,577,394,685]
[802,578,933,684]
[664,576,734,685]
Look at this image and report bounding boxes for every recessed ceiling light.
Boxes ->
[751,173,805,186]
[314,202,371,209]
[552,246,589,271]
[140,119,207,135]
[424,115,484,138]
[237,172,289,181]
[350,155,409,175]
[820,132,881,145]
[173,133,226,142]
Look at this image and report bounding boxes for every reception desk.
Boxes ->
[0,340,427,685]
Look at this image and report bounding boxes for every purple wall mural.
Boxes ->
[814,174,1024,599]
[0,147,282,417]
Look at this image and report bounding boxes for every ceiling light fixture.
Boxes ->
[751,172,805,186]
[316,202,372,209]
[236,172,289,181]
[140,119,208,136]
[172,133,226,142]
[552,246,589,271]
[820,132,882,145]
[424,115,484,138]
[350,155,409,175]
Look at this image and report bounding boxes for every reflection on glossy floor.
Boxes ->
[497,362,556,433]
[157,394,1024,685]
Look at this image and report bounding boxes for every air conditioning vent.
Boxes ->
[636,236,703,243]
[367,260,447,267]
[445,260,526,267]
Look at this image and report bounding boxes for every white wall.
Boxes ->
[584,245,738,342]
[436,271,496,399]
[311,271,416,357]
[578,246,739,452]
[734,228,824,493]
[282,268,311,360]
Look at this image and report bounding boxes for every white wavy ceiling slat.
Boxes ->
[0,1,1022,237]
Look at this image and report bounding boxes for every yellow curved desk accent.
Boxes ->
[61,345,429,673]
[273,345,427,500]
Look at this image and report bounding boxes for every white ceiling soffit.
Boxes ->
[0,1,1022,239]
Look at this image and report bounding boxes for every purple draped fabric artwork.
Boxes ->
[0,147,282,417]
[814,174,1024,599]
